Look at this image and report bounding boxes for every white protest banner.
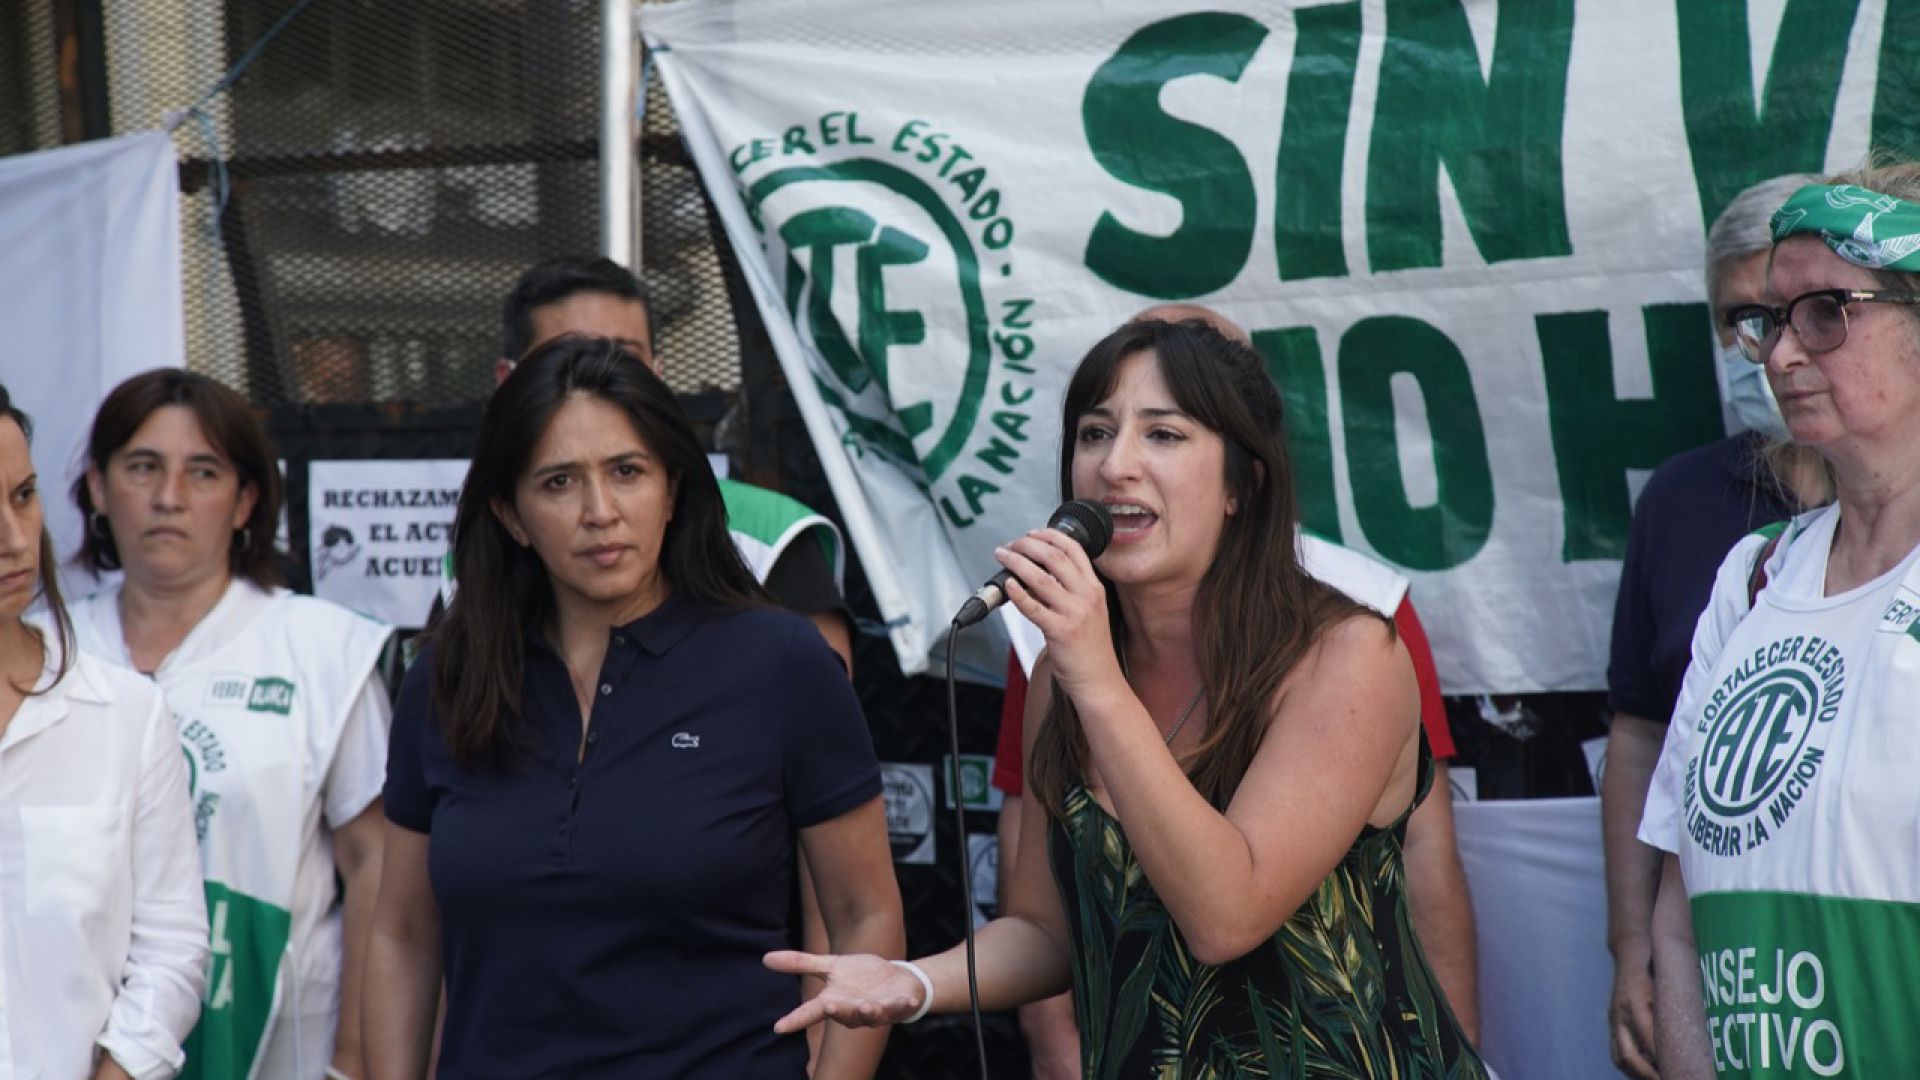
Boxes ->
[643,0,1917,691]
[308,459,466,627]
[0,132,182,594]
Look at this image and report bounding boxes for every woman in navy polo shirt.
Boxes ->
[364,337,902,1079]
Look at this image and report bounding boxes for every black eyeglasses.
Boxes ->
[1724,288,1920,363]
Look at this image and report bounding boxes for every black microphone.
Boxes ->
[951,499,1114,628]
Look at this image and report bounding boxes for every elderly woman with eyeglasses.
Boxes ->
[1638,161,1920,1079]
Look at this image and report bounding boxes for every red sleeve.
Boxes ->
[1394,600,1455,760]
[992,651,1027,796]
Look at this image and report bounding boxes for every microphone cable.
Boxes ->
[935,501,1107,1079]
[944,617,992,1080]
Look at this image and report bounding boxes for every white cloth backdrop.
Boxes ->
[1456,796,1617,1080]
[0,132,182,594]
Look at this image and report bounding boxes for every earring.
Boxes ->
[234,527,252,550]
[89,512,110,538]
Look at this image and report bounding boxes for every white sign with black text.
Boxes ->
[881,762,937,866]
[308,459,467,627]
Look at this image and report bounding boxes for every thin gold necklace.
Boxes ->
[1118,638,1205,745]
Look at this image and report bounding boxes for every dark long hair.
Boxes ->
[0,384,73,694]
[1027,319,1382,819]
[433,336,763,766]
[72,369,285,588]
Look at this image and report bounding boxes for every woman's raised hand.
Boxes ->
[763,950,928,1032]
[997,528,1119,701]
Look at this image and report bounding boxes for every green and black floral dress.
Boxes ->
[1048,746,1487,1079]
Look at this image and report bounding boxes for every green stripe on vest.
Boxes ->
[718,477,841,577]
[180,882,293,1080]
[1690,889,1920,1076]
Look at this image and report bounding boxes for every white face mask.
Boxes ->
[1717,338,1789,441]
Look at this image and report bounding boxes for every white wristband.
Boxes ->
[890,959,936,1024]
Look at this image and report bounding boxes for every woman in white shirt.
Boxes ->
[67,371,392,1080]
[0,382,207,1079]
[1641,162,1920,1077]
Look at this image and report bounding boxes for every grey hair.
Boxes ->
[1705,173,1833,514]
[1705,174,1820,305]
[1706,174,1826,514]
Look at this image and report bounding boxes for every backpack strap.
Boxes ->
[1746,522,1790,608]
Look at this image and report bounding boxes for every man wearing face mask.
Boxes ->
[1598,174,1823,1080]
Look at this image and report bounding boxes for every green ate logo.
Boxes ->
[246,677,295,715]
[1682,637,1845,859]
[733,112,1039,529]
[1697,668,1820,818]
[180,716,226,843]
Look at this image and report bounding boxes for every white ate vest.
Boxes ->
[1641,505,1920,1078]
[71,581,392,1080]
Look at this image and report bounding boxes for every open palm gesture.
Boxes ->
[763,950,929,1033]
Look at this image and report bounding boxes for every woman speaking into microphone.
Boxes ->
[769,318,1485,1076]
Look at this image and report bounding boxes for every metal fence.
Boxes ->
[0,0,64,156]
[116,1,585,403]
[9,0,741,406]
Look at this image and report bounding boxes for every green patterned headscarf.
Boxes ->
[1770,184,1920,270]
